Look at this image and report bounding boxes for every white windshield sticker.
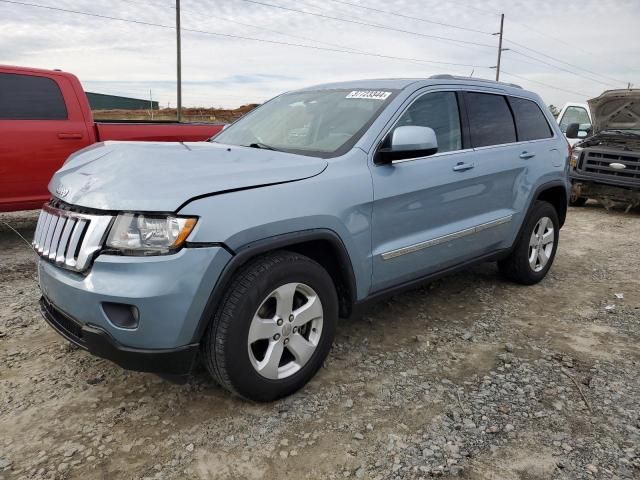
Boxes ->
[346,90,392,100]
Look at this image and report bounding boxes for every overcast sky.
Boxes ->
[1,0,639,108]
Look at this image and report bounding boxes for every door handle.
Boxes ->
[452,162,475,172]
[519,151,536,160]
[57,133,83,139]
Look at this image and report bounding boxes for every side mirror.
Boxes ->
[376,126,438,164]
[566,123,591,139]
[565,123,580,139]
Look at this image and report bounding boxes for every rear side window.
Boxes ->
[465,92,516,148]
[0,73,68,120]
[395,91,462,153]
[509,97,553,141]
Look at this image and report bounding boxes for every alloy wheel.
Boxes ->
[247,283,323,380]
[528,216,555,272]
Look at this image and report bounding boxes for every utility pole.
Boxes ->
[176,0,182,122]
[149,89,154,120]
[494,13,505,81]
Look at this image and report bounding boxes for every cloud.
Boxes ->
[0,0,638,107]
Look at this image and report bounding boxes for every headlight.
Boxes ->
[570,147,582,168]
[106,213,197,255]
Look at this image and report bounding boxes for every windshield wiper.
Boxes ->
[246,142,278,151]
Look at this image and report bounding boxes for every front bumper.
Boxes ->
[570,170,640,205]
[37,246,232,372]
[40,296,198,374]
[569,169,640,190]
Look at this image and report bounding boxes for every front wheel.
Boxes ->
[570,182,588,206]
[498,201,560,285]
[203,251,338,402]
[569,193,588,207]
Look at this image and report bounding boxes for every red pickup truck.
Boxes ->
[0,65,225,212]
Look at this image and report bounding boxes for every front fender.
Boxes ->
[178,151,374,301]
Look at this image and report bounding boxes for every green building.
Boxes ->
[86,92,159,110]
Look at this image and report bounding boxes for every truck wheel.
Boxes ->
[203,251,338,402]
[570,183,588,206]
[498,201,560,285]
[569,194,588,207]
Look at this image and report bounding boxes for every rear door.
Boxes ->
[462,91,536,250]
[507,94,558,214]
[369,88,511,292]
[0,72,92,210]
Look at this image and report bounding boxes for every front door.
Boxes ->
[369,89,511,292]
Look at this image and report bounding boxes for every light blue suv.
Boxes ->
[36,76,569,401]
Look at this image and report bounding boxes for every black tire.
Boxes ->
[569,193,588,207]
[498,201,560,285]
[569,182,588,206]
[203,250,338,402]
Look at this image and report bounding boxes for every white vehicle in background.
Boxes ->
[557,103,592,146]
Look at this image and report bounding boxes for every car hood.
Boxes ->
[49,141,328,211]
[588,89,640,134]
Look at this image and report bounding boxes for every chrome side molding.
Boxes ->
[381,215,513,261]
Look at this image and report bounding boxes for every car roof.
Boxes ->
[297,75,530,97]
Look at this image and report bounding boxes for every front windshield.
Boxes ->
[211,89,397,158]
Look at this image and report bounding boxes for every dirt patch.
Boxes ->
[1,204,639,479]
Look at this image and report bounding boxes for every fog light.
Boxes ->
[101,302,140,329]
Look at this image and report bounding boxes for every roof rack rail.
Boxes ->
[428,74,522,89]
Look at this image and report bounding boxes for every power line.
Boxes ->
[505,17,631,83]
[507,18,595,57]
[505,38,627,87]
[500,70,594,98]
[1,0,490,69]
[429,0,501,18]
[321,0,630,91]
[507,48,621,89]
[322,0,494,35]
[268,0,368,25]
[120,0,377,56]
[6,0,607,102]
[234,0,498,49]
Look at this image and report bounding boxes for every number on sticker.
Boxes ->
[346,90,392,100]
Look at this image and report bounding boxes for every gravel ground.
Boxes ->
[0,204,639,480]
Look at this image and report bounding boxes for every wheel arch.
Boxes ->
[536,183,569,227]
[511,180,568,250]
[192,229,357,343]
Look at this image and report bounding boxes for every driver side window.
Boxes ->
[559,106,590,133]
[396,91,462,153]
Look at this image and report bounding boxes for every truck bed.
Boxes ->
[0,63,228,212]
[95,122,224,142]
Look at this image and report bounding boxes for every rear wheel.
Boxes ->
[203,251,338,402]
[498,201,559,285]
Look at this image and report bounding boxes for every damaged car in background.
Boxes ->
[567,89,640,211]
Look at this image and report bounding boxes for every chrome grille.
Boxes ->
[579,149,640,182]
[33,204,113,272]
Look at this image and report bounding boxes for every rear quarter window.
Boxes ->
[0,73,68,120]
[465,92,516,148]
[509,97,553,141]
